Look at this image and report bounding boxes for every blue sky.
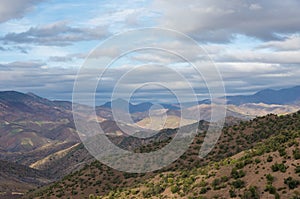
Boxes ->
[1,0,300,104]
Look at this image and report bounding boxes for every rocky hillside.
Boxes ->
[25,111,300,199]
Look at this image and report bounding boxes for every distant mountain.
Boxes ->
[227,86,300,105]
[100,98,179,113]
[101,98,129,111]
[99,86,300,113]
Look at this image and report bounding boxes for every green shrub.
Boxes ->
[171,185,179,193]
[293,149,300,160]
[254,158,261,164]
[167,178,174,183]
[242,186,259,199]
[271,163,287,172]
[284,177,300,189]
[221,176,229,182]
[231,168,245,179]
[265,184,276,194]
[232,179,245,189]
[266,174,275,183]
[235,162,245,169]
[278,148,286,157]
[229,189,236,198]
[200,187,208,194]
[199,180,208,187]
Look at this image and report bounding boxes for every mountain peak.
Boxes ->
[112,98,130,104]
[0,90,32,102]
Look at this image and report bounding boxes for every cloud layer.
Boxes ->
[0,0,300,103]
[0,0,45,23]
[1,21,109,46]
[152,0,300,42]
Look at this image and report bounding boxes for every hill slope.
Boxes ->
[100,130,300,199]
[0,159,50,198]
[25,111,300,199]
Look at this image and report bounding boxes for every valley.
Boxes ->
[0,86,300,198]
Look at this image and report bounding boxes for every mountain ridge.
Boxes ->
[227,86,300,105]
[2,85,300,111]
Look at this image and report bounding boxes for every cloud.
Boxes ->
[216,50,300,64]
[151,0,300,42]
[1,0,300,103]
[215,62,300,94]
[0,61,45,69]
[1,21,110,46]
[258,34,300,51]
[0,61,76,100]
[48,55,76,62]
[0,0,45,23]
[47,48,121,63]
[0,46,28,53]
[1,58,300,104]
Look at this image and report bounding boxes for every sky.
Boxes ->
[1,0,300,104]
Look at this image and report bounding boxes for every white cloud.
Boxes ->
[249,3,262,11]
[259,34,300,51]
[0,0,45,23]
[151,0,300,42]
[217,50,300,64]
[1,21,110,46]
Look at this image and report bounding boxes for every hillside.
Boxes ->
[25,111,300,199]
[0,91,79,155]
[0,159,50,199]
[100,129,300,199]
[0,91,83,196]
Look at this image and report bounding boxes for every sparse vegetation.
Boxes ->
[271,162,287,173]
[23,111,300,199]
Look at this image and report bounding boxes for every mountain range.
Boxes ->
[226,86,300,105]
[0,85,300,198]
